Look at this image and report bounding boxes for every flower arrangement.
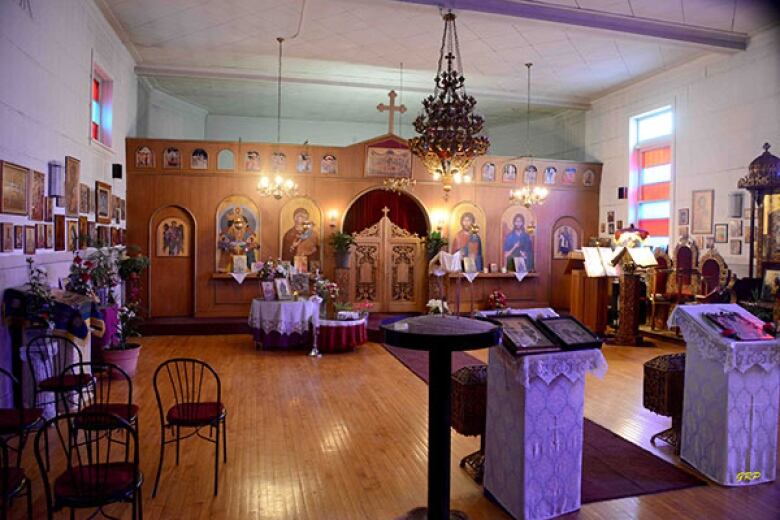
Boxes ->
[87,247,120,305]
[258,258,289,281]
[487,290,507,310]
[111,302,142,350]
[25,258,55,328]
[315,279,340,301]
[67,254,94,298]
[354,300,374,315]
[426,298,449,315]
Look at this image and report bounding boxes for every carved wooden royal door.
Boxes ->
[349,208,425,312]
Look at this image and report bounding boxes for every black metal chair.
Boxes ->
[33,412,143,520]
[61,362,139,455]
[0,433,32,520]
[0,368,43,467]
[152,358,227,497]
[24,334,91,471]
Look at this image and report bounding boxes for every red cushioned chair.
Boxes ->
[61,362,138,455]
[0,428,32,520]
[152,358,226,497]
[646,249,674,330]
[24,334,91,470]
[696,248,730,303]
[34,412,142,520]
[0,368,43,468]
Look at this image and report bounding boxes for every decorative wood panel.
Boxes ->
[126,136,601,317]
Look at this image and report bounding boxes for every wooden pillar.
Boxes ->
[615,273,643,345]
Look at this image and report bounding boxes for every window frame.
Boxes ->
[90,61,114,151]
[628,106,674,250]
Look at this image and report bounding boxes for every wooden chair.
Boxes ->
[667,237,700,303]
[34,412,142,520]
[696,248,730,302]
[0,368,43,468]
[0,428,32,520]
[646,249,674,330]
[152,358,227,497]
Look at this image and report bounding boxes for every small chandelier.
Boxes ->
[256,36,298,199]
[509,186,549,208]
[258,175,298,200]
[409,10,489,198]
[382,177,417,194]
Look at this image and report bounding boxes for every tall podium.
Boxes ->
[566,249,613,336]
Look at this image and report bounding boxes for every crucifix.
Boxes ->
[377,90,407,135]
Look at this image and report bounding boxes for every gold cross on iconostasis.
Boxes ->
[377,90,406,135]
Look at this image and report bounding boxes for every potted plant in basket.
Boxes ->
[102,302,143,378]
[329,231,356,269]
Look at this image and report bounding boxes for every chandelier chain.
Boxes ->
[277,37,283,145]
[526,62,532,157]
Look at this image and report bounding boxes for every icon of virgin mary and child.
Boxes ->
[218,206,260,272]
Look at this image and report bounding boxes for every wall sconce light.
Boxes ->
[48,161,64,198]
[328,210,339,228]
[431,209,448,231]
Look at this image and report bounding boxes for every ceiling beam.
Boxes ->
[394,0,748,51]
[135,64,592,111]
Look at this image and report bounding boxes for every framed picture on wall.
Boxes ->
[54,215,65,251]
[45,224,53,249]
[678,208,689,226]
[714,224,728,243]
[691,190,714,235]
[78,217,88,249]
[730,239,742,255]
[66,220,78,251]
[44,198,54,222]
[64,156,80,217]
[15,225,24,250]
[23,225,35,255]
[0,161,29,215]
[79,184,90,214]
[95,181,112,224]
[729,219,743,238]
[29,170,45,221]
[35,223,45,248]
[1,223,13,252]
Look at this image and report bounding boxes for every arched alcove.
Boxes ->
[343,188,429,236]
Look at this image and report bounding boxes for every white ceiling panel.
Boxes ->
[97,0,778,124]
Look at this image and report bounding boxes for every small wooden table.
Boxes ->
[381,315,500,520]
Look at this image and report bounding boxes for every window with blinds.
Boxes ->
[632,108,673,249]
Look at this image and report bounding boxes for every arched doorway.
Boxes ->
[343,189,429,312]
[549,216,583,310]
[149,205,196,317]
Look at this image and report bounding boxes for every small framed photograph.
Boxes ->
[35,223,45,248]
[607,210,615,223]
[491,315,559,356]
[232,255,248,274]
[608,223,615,235]
[616,220,624,229]
[729,239,742,255]
[23,225,35,255]
[274,278,293,300]
[536,316,601,350]
[14,225,23,250]
[705,236,715,249]
[714,224,728,243]
[729,219,742,238]
[678,226,689,239]
[678,208,690,226]
[463,256,477,273]
[45,224,53,249]
[95,181,112,224]
[261,281,276,301]
[1,223,13,252]
[290,273,310,296]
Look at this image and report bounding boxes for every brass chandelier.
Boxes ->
[509,186,549,208]
[257,37,298,199]
[409,11,489,198]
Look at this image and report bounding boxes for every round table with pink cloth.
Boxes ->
[318,317,368,353]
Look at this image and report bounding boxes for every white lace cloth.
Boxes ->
[485,343,607,519]
[669,304,780,373]
[319,317,367,328]
[248,298,320,335]
[670,304,780,486]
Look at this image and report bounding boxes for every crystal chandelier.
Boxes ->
[409,11,488,198]
[257,37,298,198]
[509,186,549,208]
[382,177,417,194]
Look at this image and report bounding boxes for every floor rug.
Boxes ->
[382,344,706,504]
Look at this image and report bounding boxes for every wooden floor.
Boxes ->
[10,335,780,519]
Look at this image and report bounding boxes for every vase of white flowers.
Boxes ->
[426,299,450,315]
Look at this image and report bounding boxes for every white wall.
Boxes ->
[488,109,588,160]
[0,0,137,371]
[137,82,207,140]
[586,27,780,276]
[205,114,409,145]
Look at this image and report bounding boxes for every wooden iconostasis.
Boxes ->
[126,134,602,318]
